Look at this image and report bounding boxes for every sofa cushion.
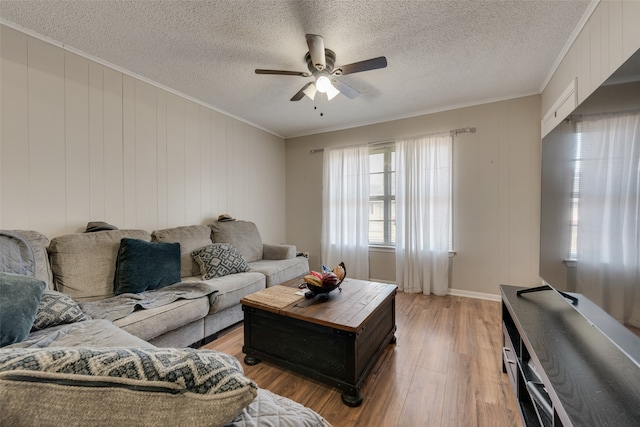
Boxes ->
[0,347,258,427]
[210,220,263,262]
[31,290,89,332]
[262,243,297,260]
[183,271,265,313]
[249,257,311,287]
[151,225,213,278]
[0,273,46,347]
[113,238,181,296]
[114,297,209,342]
[192,243,250,280]
[48,229,152,302]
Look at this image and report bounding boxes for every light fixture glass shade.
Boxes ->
[303,83,317,100]
[315,75,332,93]
[326,83,340,100]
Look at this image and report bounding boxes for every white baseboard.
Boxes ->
[370,278,502,302]
[448,288,501,302]
[368,278,396,284]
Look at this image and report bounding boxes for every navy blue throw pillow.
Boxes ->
[0,272,46,347]
[113,238,181,296]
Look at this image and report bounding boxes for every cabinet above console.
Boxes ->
[501,284,640,426]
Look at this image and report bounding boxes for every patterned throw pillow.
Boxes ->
[0,347,258,426]
[31,290,90,332]
[191,244,251,280]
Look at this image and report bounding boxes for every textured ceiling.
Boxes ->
[0,0,593,138]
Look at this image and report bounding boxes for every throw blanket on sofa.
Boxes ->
[0,231,35,278]
[79,281,218,322]
[226,388,332,427]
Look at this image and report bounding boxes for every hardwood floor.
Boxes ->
[202,292,522,427]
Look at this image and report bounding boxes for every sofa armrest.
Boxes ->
[262,244,296,260]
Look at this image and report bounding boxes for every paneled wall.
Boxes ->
[0,25,287,242]
[542,0,640,115]
[286,95,542,298]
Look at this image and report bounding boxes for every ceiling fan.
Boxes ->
[255,34,387,102]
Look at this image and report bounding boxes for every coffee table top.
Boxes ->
[241,276,397,333]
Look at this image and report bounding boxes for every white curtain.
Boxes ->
[576,112,640,327]
[321,145,370,279]
[395,133,452,295]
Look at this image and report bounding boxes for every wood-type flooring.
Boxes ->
[202,292,522,427]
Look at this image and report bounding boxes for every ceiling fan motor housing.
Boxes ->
[306,50,336,75]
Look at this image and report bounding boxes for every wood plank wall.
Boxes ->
[1,25,287,242]
[541,1,640,115]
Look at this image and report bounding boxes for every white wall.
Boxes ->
[285,95,542,297]
[542,0,640,115]
[0,25,287,242]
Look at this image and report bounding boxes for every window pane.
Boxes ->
[370,173,384,196]
[369,200,385,220]
[369,220,384,243]
[369,146,397,246]
[370,153,384,173]
[390,220,396,244]
[390,172,395,196]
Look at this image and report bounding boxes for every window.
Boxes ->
[569,124,582,260]
[369,145,395,245]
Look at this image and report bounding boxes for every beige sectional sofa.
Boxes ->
[44,220,309,347]
[0,222,330,427]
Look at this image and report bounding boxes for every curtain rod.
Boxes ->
[309,126,476,155]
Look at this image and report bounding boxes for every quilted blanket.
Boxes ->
[226,388,332,427]
[79,281,218,322]
[0,231,35,277]
[4,319,153,349]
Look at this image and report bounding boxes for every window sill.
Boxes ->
[369,245,395,253]
[369,245,457,258]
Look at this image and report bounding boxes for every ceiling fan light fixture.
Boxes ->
[256,34,386,103]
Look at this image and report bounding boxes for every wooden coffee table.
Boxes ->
[241,277,397,407]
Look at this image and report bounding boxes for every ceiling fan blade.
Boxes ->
[334,56,387,76]
[306,34,326,71]
[291,82,314,101]
[332,79,359,99]
[255,69,311,77]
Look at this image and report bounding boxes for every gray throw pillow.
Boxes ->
[31,290,90,332]
[113,238,181,296]
[0,272,45,347]
[191,244,251,280]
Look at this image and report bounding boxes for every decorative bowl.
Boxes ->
[304,262,346,299]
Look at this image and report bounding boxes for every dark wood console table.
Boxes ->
[501,284,640,426]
